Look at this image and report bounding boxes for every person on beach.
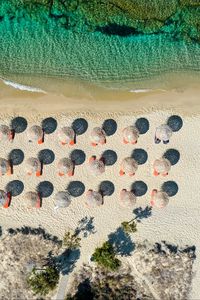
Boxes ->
[122,126,139,144]
[90,127,106,146]
[150,189,169,208]
[155,124,172,144]
[88,156,105,175]
[57,126,75,145]
[153,157,171,176]
[120,157,138,176]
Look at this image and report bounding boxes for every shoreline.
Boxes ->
[0,81,200,116]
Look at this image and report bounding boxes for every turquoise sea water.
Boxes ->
[0,17,200,93]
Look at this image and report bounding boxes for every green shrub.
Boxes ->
[62,230,81,250]
[27,266,59,296]
[92,241,121,271]
[121,220,137,234]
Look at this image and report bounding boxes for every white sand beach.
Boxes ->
[0,85,200,299]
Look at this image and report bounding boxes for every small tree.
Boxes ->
[121,220,137,234]
[62,230,81,250]
[92,241,121,271]
[27,266,59,296]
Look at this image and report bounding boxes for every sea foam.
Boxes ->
[0,77,47,94]
[129,88,166,93]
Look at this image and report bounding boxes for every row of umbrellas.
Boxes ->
[0,180,178,209]
[0,115,183,145]
[0,148,180,177]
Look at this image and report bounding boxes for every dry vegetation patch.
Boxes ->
[0,227,61,300]
[67,242,195,300]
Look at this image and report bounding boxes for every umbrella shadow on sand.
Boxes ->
[161,181,179,197]
[38,149,55,175]
[67,181,85,197]
[37,181,54,207]
[6,180,24,197]
[167,115,183,132]
[10,117,28,139]
[102,119,117,136]
[72,118,88,144]
[135,117,149,135]
[108,227,135,256]
[8,149,24,174]
[101,150,117,166]
[99,180,115,197]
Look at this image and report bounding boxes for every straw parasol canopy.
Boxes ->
[27,125,43,142]
[0,190,7,207]
[57,126,75,144]
[0,125,11,142]
[153,158,171,175]
[123,126,139,144]
[58,158,74,175]
[25,191,39,208]
[151,190,169,208]
[0,158,10,176]
[121,157,138,175]
[54,191,71,209]
[89,158,105,175]
[155,124,172,142]
[26,157,41,174]
[86,190,103,207]
[120,189,136,207]
[90,127,106,145]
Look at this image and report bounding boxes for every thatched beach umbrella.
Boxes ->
[122,126,139,144]
[120,157,138,176]
[150,189,169,208]
[54,191,71,209]
[155,124,172,144]
[88,156,105,176]
[153,158,171,176]
[0,190,10,208]
[90,127,106,146]
[26,157,41,176]
[0,125,12,142]
[27,125,43,144]
[25,191,41,208]
[57,126,75,145]
[58,158,74,176]
[119,189,136,208]
[0,158,11,176]
[85,190,103,207]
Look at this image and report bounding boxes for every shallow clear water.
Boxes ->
[0,17,200,93]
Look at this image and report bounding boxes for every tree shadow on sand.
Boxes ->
[108,227,135,256]
[133,206,152,223]
[153,241,196,259]
[55,248,81,275]
[75,217,96,238]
